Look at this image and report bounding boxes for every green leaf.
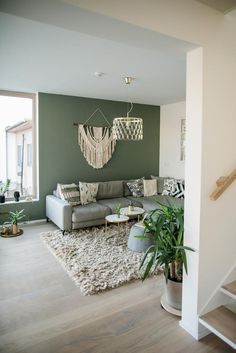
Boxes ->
[139,245,156,270]
[142,256,154,280]
[134,235,149,239]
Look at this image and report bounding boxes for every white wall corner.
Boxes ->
[180,46,203,339]
[179,319,210,340]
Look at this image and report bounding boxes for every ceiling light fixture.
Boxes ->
[113,77,143,141]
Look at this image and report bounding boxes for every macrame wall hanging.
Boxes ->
[75,108,116,169]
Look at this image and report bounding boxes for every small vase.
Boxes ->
[12,224,18,235]
[0,195,5,203]
[129,205,134,212]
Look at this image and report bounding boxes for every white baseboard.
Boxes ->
[22,219,47,226]
[3,219,47,227]
[179,319,210,340]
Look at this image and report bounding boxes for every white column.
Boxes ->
[180,47,208,339]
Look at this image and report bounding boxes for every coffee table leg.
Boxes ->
[105,220,107,233]
[118,222,120,236]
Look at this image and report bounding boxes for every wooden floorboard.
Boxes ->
[0,222,234,353]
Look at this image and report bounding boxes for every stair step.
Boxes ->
[221,281,236,300]
[199,306,236,350]
[225,303,236,314]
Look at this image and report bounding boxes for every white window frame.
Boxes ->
[0,90,38,202]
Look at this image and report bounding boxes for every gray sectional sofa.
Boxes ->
[46,179,184,232]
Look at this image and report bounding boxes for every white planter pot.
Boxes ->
[164,279,182,310]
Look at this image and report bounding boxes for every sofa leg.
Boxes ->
[62,230,65,235]
[46,217,49,223]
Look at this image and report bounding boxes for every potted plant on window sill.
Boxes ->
[139,202,194,316]
[0,179,11,203]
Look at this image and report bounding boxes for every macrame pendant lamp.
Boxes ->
[113,77,143,141]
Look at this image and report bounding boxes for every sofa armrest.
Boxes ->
[46,195,72,231]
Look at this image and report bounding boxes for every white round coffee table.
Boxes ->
[120,207,145,221]
[105,214,129,236]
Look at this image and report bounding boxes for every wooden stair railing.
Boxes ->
[210,169,236,200]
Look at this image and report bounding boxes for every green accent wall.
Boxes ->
[0,92,160,220]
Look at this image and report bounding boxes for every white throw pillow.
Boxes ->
[79,182,98,205]
[143,180,157,197]
[57,183,81,206]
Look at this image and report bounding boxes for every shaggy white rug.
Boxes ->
[41,223,157,296]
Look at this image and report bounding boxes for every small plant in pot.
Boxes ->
[113,204,121,218]
[9,209,26,235]
[0,179,11,203]
[139,202,194,314]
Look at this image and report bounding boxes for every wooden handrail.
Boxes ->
[210,169,236,200]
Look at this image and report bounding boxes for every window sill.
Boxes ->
[0,199,39,206]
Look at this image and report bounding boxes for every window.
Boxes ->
[17,145,22,167]
[0,91,37,200]
[27,144,32,167]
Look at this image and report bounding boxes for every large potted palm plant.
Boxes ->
[139,202,194,314]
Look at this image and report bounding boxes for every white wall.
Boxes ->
[73,0,236,340]
[159,101,186,179]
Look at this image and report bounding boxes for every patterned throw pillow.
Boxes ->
[162,178,177,196]
[172,181,185,199]
[127,178,144,197]
[162,179,185,199]
[79,182,98,205]
[57,183,81,206]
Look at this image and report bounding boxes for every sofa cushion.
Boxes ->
[127,194,184,213]
[150,175,168,194]
[123,181,132,197]
[124,196,144,208]
[126,196,157,212]
[143,180,157,197]
[96,180,123,200]
[123,178,144,197]
[162,179,185,199]
[79,182,98,205]
[162,178,178,196]
[72,202,110,223]
[57,183,81,206]
[158,194,184,208]
[97,197,141,212]
[127,178,144,197]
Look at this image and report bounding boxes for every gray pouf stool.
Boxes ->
[128,223,154,252]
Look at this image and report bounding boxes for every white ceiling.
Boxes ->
[195,0,236,13]
[0,0,196,105]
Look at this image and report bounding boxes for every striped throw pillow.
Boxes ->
[57,183,81,206]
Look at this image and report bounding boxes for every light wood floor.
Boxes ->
[0,222,234,353]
